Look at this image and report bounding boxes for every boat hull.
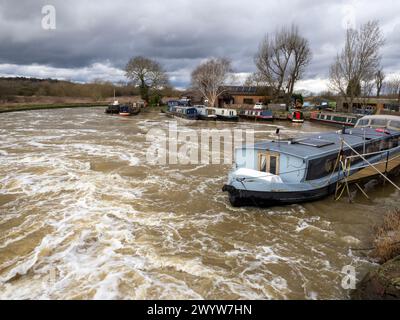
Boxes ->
[239,115,273,121]
[222,183,337,207]
[216,115,239,122]
[105,106,120,114]
[255,116,274,121]
[198,115,217,121]
[165,111,198,121]
[310,118,355,127]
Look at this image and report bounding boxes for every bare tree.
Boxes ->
[329,21,385,111]
[125,56,169,102]
[244,73,262,87]
[375,69,385,97]
[191,58,233,107]
[254,24,312,100]
[384,77,400,102]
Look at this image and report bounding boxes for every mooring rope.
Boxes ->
[341,139,400,192]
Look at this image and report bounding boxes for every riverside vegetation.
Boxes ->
[353,209,400,299]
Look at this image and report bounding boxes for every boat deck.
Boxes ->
[345,155,400,185]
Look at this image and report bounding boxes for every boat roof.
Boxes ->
[244,128,400,160]
[358,114,400,121]
[315,112,359,118]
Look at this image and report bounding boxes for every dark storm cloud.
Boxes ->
[0,0,399,90]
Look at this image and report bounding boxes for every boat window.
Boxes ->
[326,115,332,121]
[390,120,400,129]
[306,153,341,180]
[389,136,399,148]
[269,156,277,175]
[259,154,267,172]
[258,152,280,175]
[371,119,388,127]
[356,119,370,127]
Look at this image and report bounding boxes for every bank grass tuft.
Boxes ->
[372,208,400,263]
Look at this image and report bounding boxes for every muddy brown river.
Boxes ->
[0,107,399,299]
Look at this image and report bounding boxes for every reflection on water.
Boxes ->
[0,107,398,299]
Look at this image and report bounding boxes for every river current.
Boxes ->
[0,107,398,299]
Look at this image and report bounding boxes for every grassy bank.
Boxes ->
[0,102,109,114]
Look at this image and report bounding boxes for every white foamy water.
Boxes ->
[0,107,397,300]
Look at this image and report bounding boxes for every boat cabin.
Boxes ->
[241,109,273,118]
[174,106,198,118]
[235,127,400,184]
[195,105,217,117]
[215,108,237,117]
[355,115,400,131]
[311,112,359,126]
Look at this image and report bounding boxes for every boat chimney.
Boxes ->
[276,128,280,147]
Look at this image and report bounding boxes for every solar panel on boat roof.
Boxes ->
[295,138,335,148]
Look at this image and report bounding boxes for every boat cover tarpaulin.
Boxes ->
[233,168,283,183]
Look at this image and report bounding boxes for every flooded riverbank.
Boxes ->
[0,107,399,299]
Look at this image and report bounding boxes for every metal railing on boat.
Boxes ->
[335,139,400,201]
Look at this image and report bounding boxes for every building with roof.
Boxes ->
[217,86,275,108]
[336,97,400,115]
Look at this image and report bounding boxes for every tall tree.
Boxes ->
[191,58,233,107]
[375,69,385,97]
[125,56,169,103]
[329,21,385,111]
[254,24,312,100]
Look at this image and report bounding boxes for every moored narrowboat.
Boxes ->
[105,101,141,116]
[195,105,217,120]
[118,103,141,116]
[222,115,400,207]
[240,109,274,121]
[310,112,359,127]
[166,106,199,121]
[215,108,239,121]
[288,110,304,123]
[105,100,120,114]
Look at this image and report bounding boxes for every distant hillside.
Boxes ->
[0,77,181,103]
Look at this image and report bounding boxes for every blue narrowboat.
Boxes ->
[166,106,199,121]
[223,115,400,207]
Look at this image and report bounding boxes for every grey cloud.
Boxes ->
[0,0,399,90]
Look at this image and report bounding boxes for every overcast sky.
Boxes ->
[0,0,399,92]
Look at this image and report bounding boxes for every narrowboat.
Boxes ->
[118,103,141,116]
[222,115,400,207]
[119,104,131,116]
[105,100,120,114]
[167,98,191,108]
[215,108,239,121]
[165,106,198,121]
[310,112,359,127]
[240,109,274,121]
[195,106,217,121]
[288,110,304,123]
[105,101,140,116]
